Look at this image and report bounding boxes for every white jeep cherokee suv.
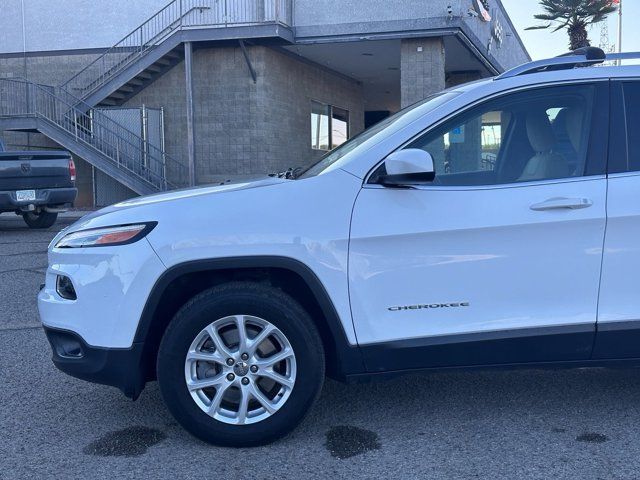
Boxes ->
[39,48,640,446]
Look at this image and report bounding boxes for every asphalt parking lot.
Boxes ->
[2,212,640,479]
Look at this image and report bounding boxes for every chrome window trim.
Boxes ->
[361,174,606,192]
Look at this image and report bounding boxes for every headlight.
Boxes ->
[55,222,156,248]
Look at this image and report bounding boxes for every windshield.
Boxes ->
[297,91,458,178]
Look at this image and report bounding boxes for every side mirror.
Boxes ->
[376,149,435,187]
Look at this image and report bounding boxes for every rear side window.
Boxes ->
[610,82,640,173]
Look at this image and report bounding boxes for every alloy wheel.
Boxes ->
[184,315,297,425]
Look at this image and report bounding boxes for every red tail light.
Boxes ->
[69,159,76,182]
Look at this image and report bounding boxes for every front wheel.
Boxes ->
[22,211,58,229]
[157,282,325,447]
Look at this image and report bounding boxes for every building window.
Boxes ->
[311,101,349,151]
[311,101,330,151]
[331,106,349,148]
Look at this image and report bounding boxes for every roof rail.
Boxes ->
[496,47,640,80]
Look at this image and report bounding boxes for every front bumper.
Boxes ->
[38,235,166,398]
[0,187,77,212]
[44,326,146,399]
[38,238,166,348]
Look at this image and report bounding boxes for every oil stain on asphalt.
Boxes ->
[325,425,381,459]
[83,426,166,457]
[576,432,609,443]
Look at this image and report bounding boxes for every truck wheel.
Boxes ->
[157,282,325,447]
[22,211,58,229]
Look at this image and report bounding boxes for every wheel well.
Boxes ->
[139,266,355,382]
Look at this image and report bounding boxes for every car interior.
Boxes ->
[374,86,596,187]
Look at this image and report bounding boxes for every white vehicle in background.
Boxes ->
[38,48,640,446]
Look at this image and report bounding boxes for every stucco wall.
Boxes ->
[0,0,167,54]
[294,0,463,26]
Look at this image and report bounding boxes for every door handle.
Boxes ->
[530,197,593,211]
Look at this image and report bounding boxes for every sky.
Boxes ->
[501,0,639,60]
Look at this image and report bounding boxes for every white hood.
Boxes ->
[114,177,286,209]
[63,176,288,235]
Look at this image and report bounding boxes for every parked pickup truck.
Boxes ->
[0,140,77,228]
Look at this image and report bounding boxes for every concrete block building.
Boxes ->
[0,0,528,207]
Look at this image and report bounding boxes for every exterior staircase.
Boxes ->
[0,0,292,196]
[61,0,293,108]
[94,46,185,107]
[0,78,189,194]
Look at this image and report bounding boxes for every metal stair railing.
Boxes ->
[0,77,189,192]
[61,1,190,99]
[60,0,292,100]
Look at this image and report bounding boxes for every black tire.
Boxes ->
[22,211,58,229]
[157,281,325,447]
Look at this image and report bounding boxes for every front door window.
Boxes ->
[407,84,596,186]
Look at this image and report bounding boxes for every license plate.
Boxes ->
[16,189,36,202]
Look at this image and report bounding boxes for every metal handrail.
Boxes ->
[61,4,199,97]
[61,0,292,98]
[0,77,189,191]
[56,85,190,190]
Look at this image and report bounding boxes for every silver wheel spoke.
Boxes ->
[249,383,276,414]
[206,324,232,358]
[256,348,294,369]
[247,324,275,355]
[207,382,231,415]
[187,372,225,392]
[186,350,225,364]
[235,315,248,353]
[237,387,250,423]
[258,368,294,389]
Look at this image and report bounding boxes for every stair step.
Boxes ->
[135,72,154,80]
[66,27,185,108]
[165,51,183,61]
[109,91,127,99]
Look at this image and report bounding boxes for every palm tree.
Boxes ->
[527,0,618,51]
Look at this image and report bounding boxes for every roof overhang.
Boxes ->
[292,15,527,75]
